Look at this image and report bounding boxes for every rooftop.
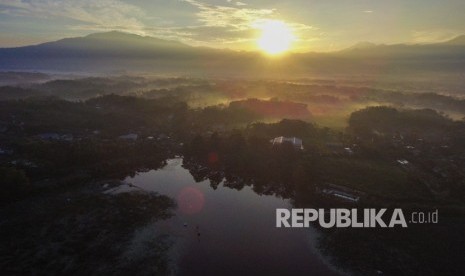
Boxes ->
[270,136,304,150]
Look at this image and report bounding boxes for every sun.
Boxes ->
[256,20,295,55]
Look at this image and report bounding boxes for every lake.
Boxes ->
[123,158,341,276]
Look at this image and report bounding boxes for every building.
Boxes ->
[318,183,364,203]
[38,133,73,141]
[397,159,409,166]
[118,133,138,141]
[321,188,360,203]
[270,136,304,150]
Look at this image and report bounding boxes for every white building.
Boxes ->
[270,136,304,150]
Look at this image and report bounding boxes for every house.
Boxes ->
[119,133,138,141]
[38,133,61,140]
[321,189,360,203]
[397,159,409,166]
[318,183,363,203]
[344,147,354,155]
[38,133,74,141]
[270,136,304,150]
[11,159,38,168]
[0,147,13,155]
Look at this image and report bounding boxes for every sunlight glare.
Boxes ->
[256,20,295,55]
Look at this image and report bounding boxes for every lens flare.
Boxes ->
[177,187,205,215]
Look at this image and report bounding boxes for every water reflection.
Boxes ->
[125,158,340,276]
[120,156,465,276]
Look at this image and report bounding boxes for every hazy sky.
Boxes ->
[0,0,464,52]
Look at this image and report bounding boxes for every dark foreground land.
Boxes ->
[1,76,465,275]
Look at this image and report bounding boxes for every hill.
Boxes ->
[1,31,465,77]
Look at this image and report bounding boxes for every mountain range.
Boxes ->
[1,31,465,77]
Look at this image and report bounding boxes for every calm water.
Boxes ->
[123,158,340,276]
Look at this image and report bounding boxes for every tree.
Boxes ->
[0,167,31,203]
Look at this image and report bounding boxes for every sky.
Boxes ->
[0,0,464,52]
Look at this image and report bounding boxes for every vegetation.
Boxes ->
[1,76,465,275]
[0,186,175,275]
[0,167,30,203]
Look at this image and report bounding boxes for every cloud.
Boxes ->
[115,23,258,49]
[0,0,147,34]
[226,0,246,6]
[0,0,320,50]
[184,0,273,29]
[362,10,373,13]
[181,0,318,48]
[412,29,461,44]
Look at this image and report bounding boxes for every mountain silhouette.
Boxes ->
[1,31,464,76]
[441,35,465,46]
